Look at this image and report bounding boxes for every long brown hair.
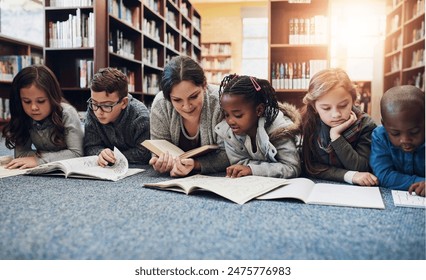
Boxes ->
[301,68,357,175]
[2,65,67,149]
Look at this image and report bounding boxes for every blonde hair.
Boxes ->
[303,68,356,107]
[301,68,356,175]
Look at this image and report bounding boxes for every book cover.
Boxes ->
[141,139,219,159]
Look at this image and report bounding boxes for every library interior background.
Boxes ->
[0,0,424,125]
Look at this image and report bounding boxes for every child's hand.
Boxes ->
[226,164,252,178]
[352,171,379,186]
[330,111,357,141]
[97,148,116,167]
[5,156,38,169]
[149,152,175,173]
[408,181,425,197]
[170,158,195,177]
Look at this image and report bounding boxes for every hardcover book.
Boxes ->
[141,139,219,159]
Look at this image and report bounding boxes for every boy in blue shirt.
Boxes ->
[370,85,424,196]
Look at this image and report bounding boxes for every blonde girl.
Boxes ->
[301,68,378,186]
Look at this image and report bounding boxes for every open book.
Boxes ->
[144,174,289,204]
[141,139,219,159]
[391,190,426,208]
[257,177,385,209]
[0,148,144,181]
[0,155,28,178]
[144,175,385,209]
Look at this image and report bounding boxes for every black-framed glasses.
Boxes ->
[87,98,122,113]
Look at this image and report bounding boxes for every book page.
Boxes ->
[26,147,138,181]
[256,177,315,203]
[392,190,426,208]
[0,155,28,178]
[24,161,66,175]
[307,183,385,209]
[60,147,129,181]
[0,165,28,178]
[144,174,289,204]
[141,140,184,158]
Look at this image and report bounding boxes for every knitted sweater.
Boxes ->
[84,94,151,164]
[215,102,301,178]
[307,111,377,182]
[150,84,229,174]
[15,102,84,164]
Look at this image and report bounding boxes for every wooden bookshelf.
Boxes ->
[0,34,43,128]
[201,42,232,85]
[384,0,425,92]
[268,0,330,108]
[43,0,202,110]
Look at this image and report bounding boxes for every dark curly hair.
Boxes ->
[219,74,279,128]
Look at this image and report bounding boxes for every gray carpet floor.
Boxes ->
[0,144,425,260]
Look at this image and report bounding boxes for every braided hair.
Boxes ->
[219,74,279,128]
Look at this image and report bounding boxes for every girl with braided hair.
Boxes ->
[215,74,301,178]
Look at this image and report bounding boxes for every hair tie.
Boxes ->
[250,76,261,92]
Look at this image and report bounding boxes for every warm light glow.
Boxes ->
[330,1,386,81]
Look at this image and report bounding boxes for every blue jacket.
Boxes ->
[370,126,425,190]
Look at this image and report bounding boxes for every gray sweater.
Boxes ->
[16,102,84,164]
[215,102,301,178]
[150,84,229,174]
[84,94,151,164]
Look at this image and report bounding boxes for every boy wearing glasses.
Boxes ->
[84,67,151,166]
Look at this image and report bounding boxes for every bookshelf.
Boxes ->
[0,34,44,128]
[384,0,425,92]
[201,42,232,85]
[268,0,330,108]
[43,0,202,110]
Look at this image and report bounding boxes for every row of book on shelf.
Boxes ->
[144,0,160,13]
[388,48,424,73]
[408,72,425,91]
[108,0,140,30]
[389,21,425,52]
[77,59,94,89]
[78,59,135,92]
[108,30,135,60]
[143,0,201,29]
[289,16,328,45]
[201,44,231,56]
[390,71,425,91]
[271,60,327,90]
[49,0,93,7]
[0,55,44,82]
[143,48,159,67]
[144,18,160,40]
[201,58,231,70]
[205,72,229,85]
[0,98,10,122]
[47,9,94,48]
[143,73,160,95]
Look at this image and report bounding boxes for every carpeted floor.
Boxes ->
[0,143,425,260]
